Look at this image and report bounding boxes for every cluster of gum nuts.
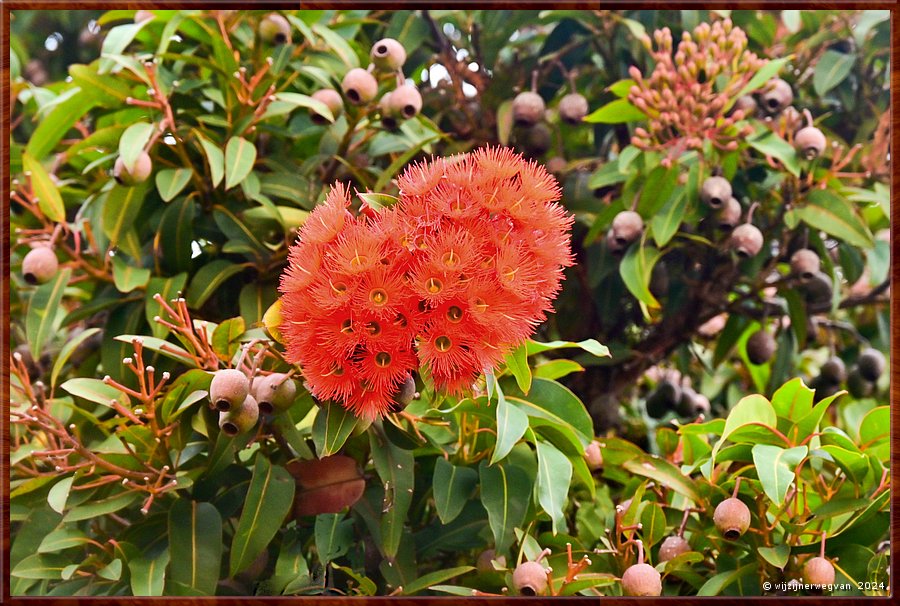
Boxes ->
[208,368,297,436]
[510,73,590,157]
[305,37,422,130]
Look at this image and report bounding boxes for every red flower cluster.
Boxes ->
[279,147,573,419]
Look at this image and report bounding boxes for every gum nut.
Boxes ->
[801,271,833,305]
[259,13,291,44]
[747,330,776,365]
[760,77,793,114]
[846,367,874,398]
[857,347,886,382]
[512,561,548,596]
[804,557,836,586]
[219,394,259,436]
[658,535,691,562]
[512,91,546,127]
[700,176,732,208]
[622,563,662,596]
[611,210,644,246]
[713,497,751,539]
[718,197,742,230]
[730,223,764,257]
[476,549,506,574]
[790,249,820,279]
[559,93,589,124]
[254,373,296,414]
[584,440,603,470]
[388,85,423,119]
[114,150,152,185]
[521,122,552,156]
[210,368,250,412]
[820,356,846,385]
[310,89,343,124]
[795,126,827,160]
[370,38,407,70]
[733,95,757,117]
[341,68,378,105]
[22,246,59,285]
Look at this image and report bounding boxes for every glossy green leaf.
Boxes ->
[315,513,353,564]
[583,98,646,123]
[370,427,415,558]
[224,136,257,190]
[97,558,122,581]
[113,334,195,367]
[99,22,149,73]
[533,359,583,380]
[751,444,807,504]
[211,317,245,361]
[733,56,791,101]
[747,131,800,177]
[696,563,758,596]
[272,92,334,123]
[26,268,71,358]
[129,550,169,596]
[504,343,531,394]
[111,255,151,293]
[155,168,193,202]
[479,459,531,553]
[526,338,609,358]
[23,153,65,221]
[758,544,790,569]
[11,554,70,580]
[47,477,74,515]
[102,182,148,247]
[813,49,855,96]
[535,441,572,534]
[169,500,222,595]
[37,528,91,554]
[709,394,777,471]
[157,198,196,273]
[69,63,132,106]
[26,91,97,160]
[63,491,139,522]
[794,189,874,249]
[50,327,100,388]
[230,457,295,576]
[402,566,475,595]
[118,122,154,174]
[491,386,529,464]
[650,188,687,247]
[619,243,662,309]
[312,402,359,457]
[506,378,593,447]
[197,134,224,188]
[186,260,246,309]
[432,458,477,524]
[640,501,667,547]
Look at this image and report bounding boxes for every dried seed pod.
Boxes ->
[790,249,821,279]
[804,557,836,587]
[857,347,886,382]
[729,223,764,258]
[512,560,548,596]
[609,210,644,249]
[846,367,874,398]
[387,85,423,120]
[747,330,776,365]
[795,126,827,160]
[476,549,506,574]
[713,497,751,539]
[210,368,250,412]
[760,78,793,114]
[512,91,546,127]
[253,373,297,414]
[801,271,833,305]
[114,151,152,186]
[717,197,742,230]
[584,440,603,470]
[700,176,732,208]
[820,356,847,385]
[341,68,378,105]
[622,563,662,596]
[22,246,59,285]
[259,13,292,45]
[658,535,691,562]
[219,394,259,436]
[378,92,399,130]
[370,38,407,71]
[520,122,552,157]
[310,89,343,124]
[559,93,589,124]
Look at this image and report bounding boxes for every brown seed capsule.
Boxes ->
[370,38,407,71]
[134,10,154,23]
[259,13,292,45]
[584,440,603,470]
[760,78,793,114]
[804,557,835,587]
[622,563,662,596]
[609,210,644,249]
[210,368,250,412]
[747,330,776,365]
[476,549,506,574]
[717,197,742,230]
[22,246,59,285]
[559,93,589,124]
[857,347,886,382]
[253,373,297,414]
[646,379,681,419]
[700,176,732,208]
[790,249,821,279]
[310,89,343,124]
[676,386,709,418]
[658,535,691,562]
[713,497,751,539]
[512,560,548,596]
[219,394,259,436]
[730,223,764,258]
[388,85,423,119]
[801,271,833,305]
[732,95,757,118]
[795,126,827,160]
[521,122,552,157]
[114,151,152,186]
[846,367,874,398]
[512,91,546,127]
[378,92,399,131]
[341,68,378,105]
[820,356,846,385]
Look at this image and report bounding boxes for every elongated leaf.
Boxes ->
[197,134,224,188]
[697,563,758,596]
[620,243,662,309]
[708,394,777,473]
[794,189,874,249]
[640,501,667,547]
[813,50,855,96]
[272,92,333,123]
[64,491,139,522]
[526,338,609,358]
[99,22,149,73]
[129,550,169,596]
[583,98,645,123]
[621,453,700,504]
[224,137,257,190]
[50,327,100,388]
[638,165,678,217]
[432,458,477,525]
[650,188,687,247]
[155,168,193,202]
[118,122,154,173]
[230,457,295,576]
[504,343,531,394]
[111,254,150,293]
[312,402,359,457]
[506,378,593,447]
[535,441,572,534]
[734,56,791,101]
[69,63,132,105]
[186,260,246,309]
[751,444,807,504]
[38,528,91,554]
[311,23,359,67]
[491,387,529,464]
[157,198,196,274]
[47,477,74,514]
[23,153,65,221]
[479,460,531,553]
[315,513,353,563]
[113,334,195,367]
[59,377,129,409]
[369,427,415,558]
[26,268,71,357]
[11,554,70,580]
[169,500,222,595]
[403,566,475,595]
[102,182,148,247]
[748,131,800,177]
[26,91,97,159]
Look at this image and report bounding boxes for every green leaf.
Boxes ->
[224,136,257,190]
[186,260,246,309]
[402,566,475,595]
[129,550,169,596]
[620,452,700,504]
[734,56,791,101]
[758,544,790,569]
[272,92,334,123]
[533,359,583,380]
[97,558,122,581]
[169,500,222,595]
[357,192,399,211]
[60,377,129,410]
[640,502,667,548]
[118,122,155,174]
[638,165,678,217]
[99,22,149,73]
[751,444,807,504]
[771,377,814,422]
[813,50,855,96]
[26,91,97,160]
[212,317,245,361]
[26,268,71,357]
[70,63,132,106]
[113,334,195,367]
[535,441,572,534]
[157,198,196,274]
[23,153,65,222]
[47,477,74,514]
[859,406,889,446]
[708,394,777,473]
[315,513,353,564]
[747,130,800,177]
[504,343,532,394]
[64,491,139,522]
[102,182,148,247]
[496,99,513,147]
[650,188,687,247]
[620,243,662,309]
[794,189,874,249]
[479,459,531,553]
[38,528,91,554]
[432,458,477,525]
[197,133,224,188]
[111,254,151,293]
[230,457,295,576]
[506,378,594,448]
[370,426,415,558]
[12,554,70,580]
[155,168,193,202]
[312,402,359,457]
[697,563,758,596]
[607,78,636,98]
[491,386,529,464]
[50,327,100,388]
[583,98,646,123]
[525,338,610,358]
[311,24,360,68]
